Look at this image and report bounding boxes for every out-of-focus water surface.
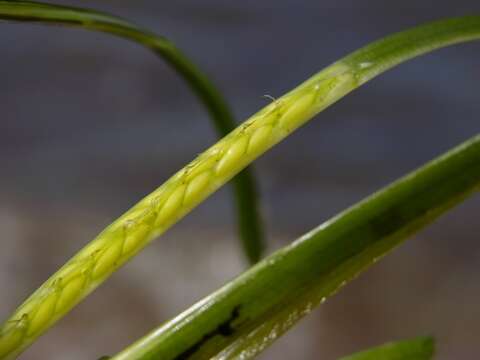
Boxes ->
[1,1,479,359]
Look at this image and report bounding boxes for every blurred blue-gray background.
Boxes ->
[1,1,479,359]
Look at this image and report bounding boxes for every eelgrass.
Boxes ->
[339,337,435,360]
[0,0,265,264]
[0,9,479,360]
[111,135,479,359]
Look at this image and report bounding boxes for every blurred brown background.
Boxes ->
[1,0,480,359]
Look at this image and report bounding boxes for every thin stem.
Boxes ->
[0,0,265,264]
[113,134,479,360]
[338,337,435,360]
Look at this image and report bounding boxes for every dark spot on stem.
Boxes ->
[173,306,241,360]
[369,206,409,238]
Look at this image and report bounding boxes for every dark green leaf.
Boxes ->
[0,0,265,264]
[339,337,435,360]
[112,134,479,359]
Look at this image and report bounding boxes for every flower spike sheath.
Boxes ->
[2,15,480,359]
[0,62,356,359]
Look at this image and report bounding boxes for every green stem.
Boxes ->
[1,15,479,360]
[112,134,479,360]
[338,337,435,360]
[0,0,265,264]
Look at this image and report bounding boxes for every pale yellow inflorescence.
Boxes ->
[0,62,357,359]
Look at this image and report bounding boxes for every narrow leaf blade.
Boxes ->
[0,0,265,264]
[112,136,479,359]
[339,337,435,360]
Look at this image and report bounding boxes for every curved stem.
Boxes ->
[1,14,479,360]
[113,134,479,360]
[0,0,265,264]
[339,337,435,360]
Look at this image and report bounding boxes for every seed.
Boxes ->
[27,293,58,336]
[92,240,123,279]
[278,93,315,132]
[56,275,86,313]
[0,326,23,358]
[184,172,211,205]
[248,125,273,155]
[156,184,186,226]
[216,137,248,177]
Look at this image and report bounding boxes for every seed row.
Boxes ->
[0,62,357,359]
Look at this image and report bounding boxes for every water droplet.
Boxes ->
[358,61,373,69]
